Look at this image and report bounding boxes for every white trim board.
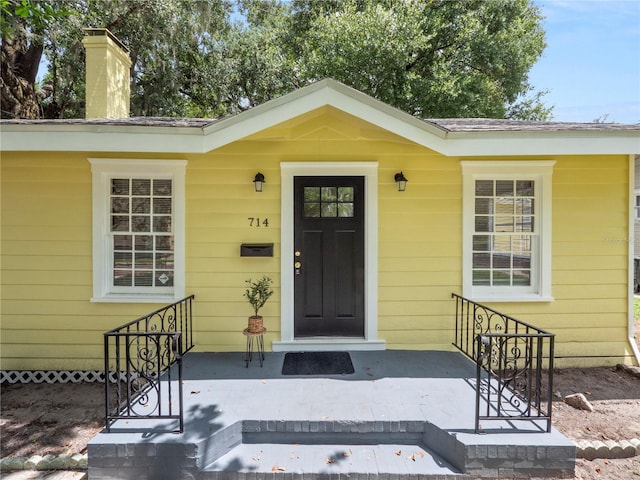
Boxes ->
[273,162,385,352]
[3,80,639,156]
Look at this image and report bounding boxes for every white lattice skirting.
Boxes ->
[0,370,132,384]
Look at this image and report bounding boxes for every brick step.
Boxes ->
[241,419,428,444]
[202,442,464,479]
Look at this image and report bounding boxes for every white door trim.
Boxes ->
[273,162,385,351]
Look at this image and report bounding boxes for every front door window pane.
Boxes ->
[304,185,355,218]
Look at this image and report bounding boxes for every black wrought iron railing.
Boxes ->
[451,293,554,433]
[103,295,194,432]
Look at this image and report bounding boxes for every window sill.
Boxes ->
[91,294,179,304]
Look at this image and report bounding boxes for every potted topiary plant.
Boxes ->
[244,275,273,333]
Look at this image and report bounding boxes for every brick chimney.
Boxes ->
[82,28,131,118]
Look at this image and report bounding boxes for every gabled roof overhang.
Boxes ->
[2,79,639,156]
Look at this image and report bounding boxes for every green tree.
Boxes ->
[1,0,67,118]
[2,0,552,120]
[295,0,550,119]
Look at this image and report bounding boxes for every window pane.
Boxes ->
[304,187,320,202]
[111,216,129,231]
[495,198,513,215]
[475,198,491,214]
[132,179,151,196]
[153,197,171,214]
[515,216,533,232]
[473,252,490,268]
[304,202,320,217]
[113,270,132,286]
[473,270,491,285]
[114,252,132,269]
[111,197,129,214]
[513,270,531,285]
[512,235,530,251]
[111,179,129,195]
[516,180,534,196]
[517,198,534,215]
[153,179,172,196]
[134,271,153,287]
[493,253,511,268]
[153,216,171,232]
[114,235,132,249]
[135,235,153,251]
[338,203,354,217]
[132,216,150,232]
[321,202,337,217]
[155,236,173,251]
[321,187,337,202]
[473,235,490,251]
[475,216,491,232]
[513,255,531,268]
[135,252,153,266]
[496,180,513,196]
[155,253,173,269]
[495,216,514,232]
[493,270,511,285]
[132,197,150,213]
[338,187,354,202]
[475,180,493,196]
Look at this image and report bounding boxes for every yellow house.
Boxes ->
[1,30,639,376]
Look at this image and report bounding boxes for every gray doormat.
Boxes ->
[281,351,355,375]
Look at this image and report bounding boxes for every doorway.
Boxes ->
[293,176,365,337]
[274,162,384,351]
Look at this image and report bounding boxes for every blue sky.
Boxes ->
[530,0,640,123]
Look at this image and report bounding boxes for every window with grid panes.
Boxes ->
[472,179,535,288]
[89,159,186,303]
[461,161,554,302]
[110,178,174,289]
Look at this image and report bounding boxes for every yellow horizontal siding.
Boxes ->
[0,119,633,369]
[554,342,635,368]
[1,314,129,331]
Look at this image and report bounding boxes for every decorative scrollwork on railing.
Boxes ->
[453,294,554,433]
[104,295,194,433]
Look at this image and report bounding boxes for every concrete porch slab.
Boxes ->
[88,350,575,479]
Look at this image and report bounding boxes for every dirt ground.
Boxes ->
[1,322,639,479]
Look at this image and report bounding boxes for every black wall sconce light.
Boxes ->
[253,172,265,192]
[394,171,408,191]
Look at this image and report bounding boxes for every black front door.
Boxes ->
[294,176,365,337]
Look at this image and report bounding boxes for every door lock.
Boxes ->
[294,261,301,275]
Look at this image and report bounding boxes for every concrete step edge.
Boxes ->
[203,442,463,477]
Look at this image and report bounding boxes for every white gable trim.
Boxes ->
[2,79,639,155]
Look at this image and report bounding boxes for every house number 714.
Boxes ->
[248,217,269,227]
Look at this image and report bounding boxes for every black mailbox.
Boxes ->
[240,243,274,257]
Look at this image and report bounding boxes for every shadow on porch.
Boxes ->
[89,349,575,479]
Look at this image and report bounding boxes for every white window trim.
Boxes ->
[89,158,186,303]
[461,160,555,302]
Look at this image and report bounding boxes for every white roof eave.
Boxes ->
[441,130,640,156]
[1,79,639,156]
